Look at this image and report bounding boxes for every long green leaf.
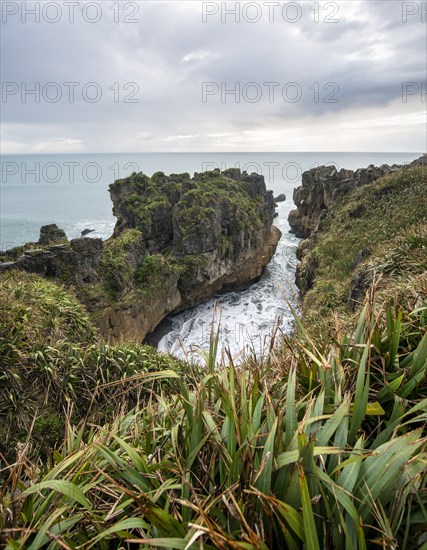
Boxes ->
[298,464,320,550]
[349,343,370,444]
[316,397,349,446]
[285,368,297,449]
[22,480,91,510]
[255,417,277,494]
[88,518,150,547]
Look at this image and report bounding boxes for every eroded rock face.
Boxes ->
[1,169,281,343]
[288,156,427,239]
[288,165,388,239]
[98,265,182,343]
[97,169,280,341]
[0,238,103,285]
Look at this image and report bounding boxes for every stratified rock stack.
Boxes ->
[38,224,67,246]
[0,168,281,343]
[99,169,281,341]
[288,156,427,239]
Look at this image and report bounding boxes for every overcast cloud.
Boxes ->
[1,0,426,153]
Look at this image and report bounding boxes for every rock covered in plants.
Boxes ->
[0,168,281,343]
[38,223,67,246]
[99,168,281,341]
[293,163,427,327]
[109,168,277,256]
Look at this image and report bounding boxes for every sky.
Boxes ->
[1,0,426,153]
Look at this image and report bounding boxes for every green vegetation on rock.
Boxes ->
[178,174,264,233]
[299,166,427,335]
[99,229,143,297]
[135,253,182,292]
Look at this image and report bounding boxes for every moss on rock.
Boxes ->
[99,229,144,298]
[135,254,182,293]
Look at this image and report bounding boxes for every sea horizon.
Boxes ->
[1,150,422,248]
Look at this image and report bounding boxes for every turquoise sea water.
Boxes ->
[1,152,421,359]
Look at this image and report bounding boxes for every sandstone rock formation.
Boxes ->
[288,155,427,239]
[0,238,103,287]
[0,169,281,343]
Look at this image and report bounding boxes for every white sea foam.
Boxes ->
[65,219,115,241]
[158,201,301,361]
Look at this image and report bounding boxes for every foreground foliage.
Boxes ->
[0,271,187,459]
[1,294,426,549]
[1,165,426,548]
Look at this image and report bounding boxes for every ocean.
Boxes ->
[1,151,421,360]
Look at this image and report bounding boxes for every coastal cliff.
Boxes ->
[288,156,427,239]
[0,169,281,342]
[2,160,426,549]
[289,157,427,333]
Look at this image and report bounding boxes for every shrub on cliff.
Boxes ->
[99,229,144,298]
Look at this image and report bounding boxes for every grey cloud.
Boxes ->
[1,0,425,152]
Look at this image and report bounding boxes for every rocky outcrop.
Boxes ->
[0,238,103,287]
[97,169,280,342]
[0,169,281,343]
[288,156,427,239]
[291,155,427,298]
[288,165,389,239]
[98,264,182,343]
[38,224,67,245]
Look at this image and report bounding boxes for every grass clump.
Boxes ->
[0,269,97,351]
[0,271,188,462]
